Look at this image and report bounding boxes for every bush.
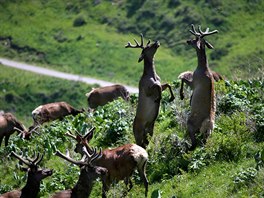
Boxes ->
[206,112,250,162]
[91,99,134,147]
[73,15,86,27]
[148,134,189,182]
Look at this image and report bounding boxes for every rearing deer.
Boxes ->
[186,24,218,150]
[126,34,175,148]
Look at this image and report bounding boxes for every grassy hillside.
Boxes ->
[0,0,263,86]
[0,1,264,197]
[0,75,263,197]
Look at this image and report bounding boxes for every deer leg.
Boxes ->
[0,136,3,147]
[124,177,133,192]
[180,79,193,100]
[143,122,155,147]
[138,160,148,198]
[133,118,146,148]
[161,83,175,102]
[102,179,110,198]
[4,135,10,147]
[200,118,214,144]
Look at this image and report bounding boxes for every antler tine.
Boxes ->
[11,151,31,166]
[14,127,23,133]
[65,131,77,140]
[55,150,87,166]
[140,33,144,47]
[30,125,40,135]
[35,153,44,166]
[31,152,41,164]
[189,24,200,36]
[198,25,218,38]
[84,127,95,139]
[74,129,83,138]
[125,33,145,49]
[90,147,102,164]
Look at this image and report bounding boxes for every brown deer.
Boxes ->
[51,147,108,198]
[66,127,149,198]
[0,151,53,198]
[0,112,30,147]
[86,84,130,109]
[30,101,84,128]
[126,34,175,148]
[186,24,218,150]
[178,70,223,100]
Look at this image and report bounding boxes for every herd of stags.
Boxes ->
[0,25,224,198]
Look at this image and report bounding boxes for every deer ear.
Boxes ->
[20,167,29,172]
[205,40,214,49]
[138,54,144,63]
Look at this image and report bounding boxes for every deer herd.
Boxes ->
[0,25,224,198]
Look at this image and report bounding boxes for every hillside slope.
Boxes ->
[0,0,263,86]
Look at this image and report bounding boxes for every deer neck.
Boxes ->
[72,170,94,198]
[196,48,209,70]
[143,58,157,77]
[21,178,40,198]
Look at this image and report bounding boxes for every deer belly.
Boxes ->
[191,88,212,117]
[136,98,160,121]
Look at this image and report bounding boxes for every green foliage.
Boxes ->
[205,112,250,162]
[148,134,189,182]
[91,99,134,147]
[255,149,264,170]
[233,167,257,187]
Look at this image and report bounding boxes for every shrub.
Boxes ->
[148,134,189,182]
[73,15,86,27]
[205,112,251,162]
[233,167,257,187]
[91,99,134,147]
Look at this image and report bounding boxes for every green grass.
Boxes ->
[0,0,263,86]
[0,73,263,197]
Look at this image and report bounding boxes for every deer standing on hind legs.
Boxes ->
[126,34,175,149]
[186,24,218,150]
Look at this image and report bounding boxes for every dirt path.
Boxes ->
[0,57,138,93]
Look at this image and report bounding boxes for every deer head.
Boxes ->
[11,151,53,182]
[55,146,107,181]
[65,127,95,155]
[187,24,218,50]
[125,33,160,63]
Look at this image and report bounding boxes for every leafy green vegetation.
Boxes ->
[0,65,263,197]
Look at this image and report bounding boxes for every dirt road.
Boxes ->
[0,58,138,93]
